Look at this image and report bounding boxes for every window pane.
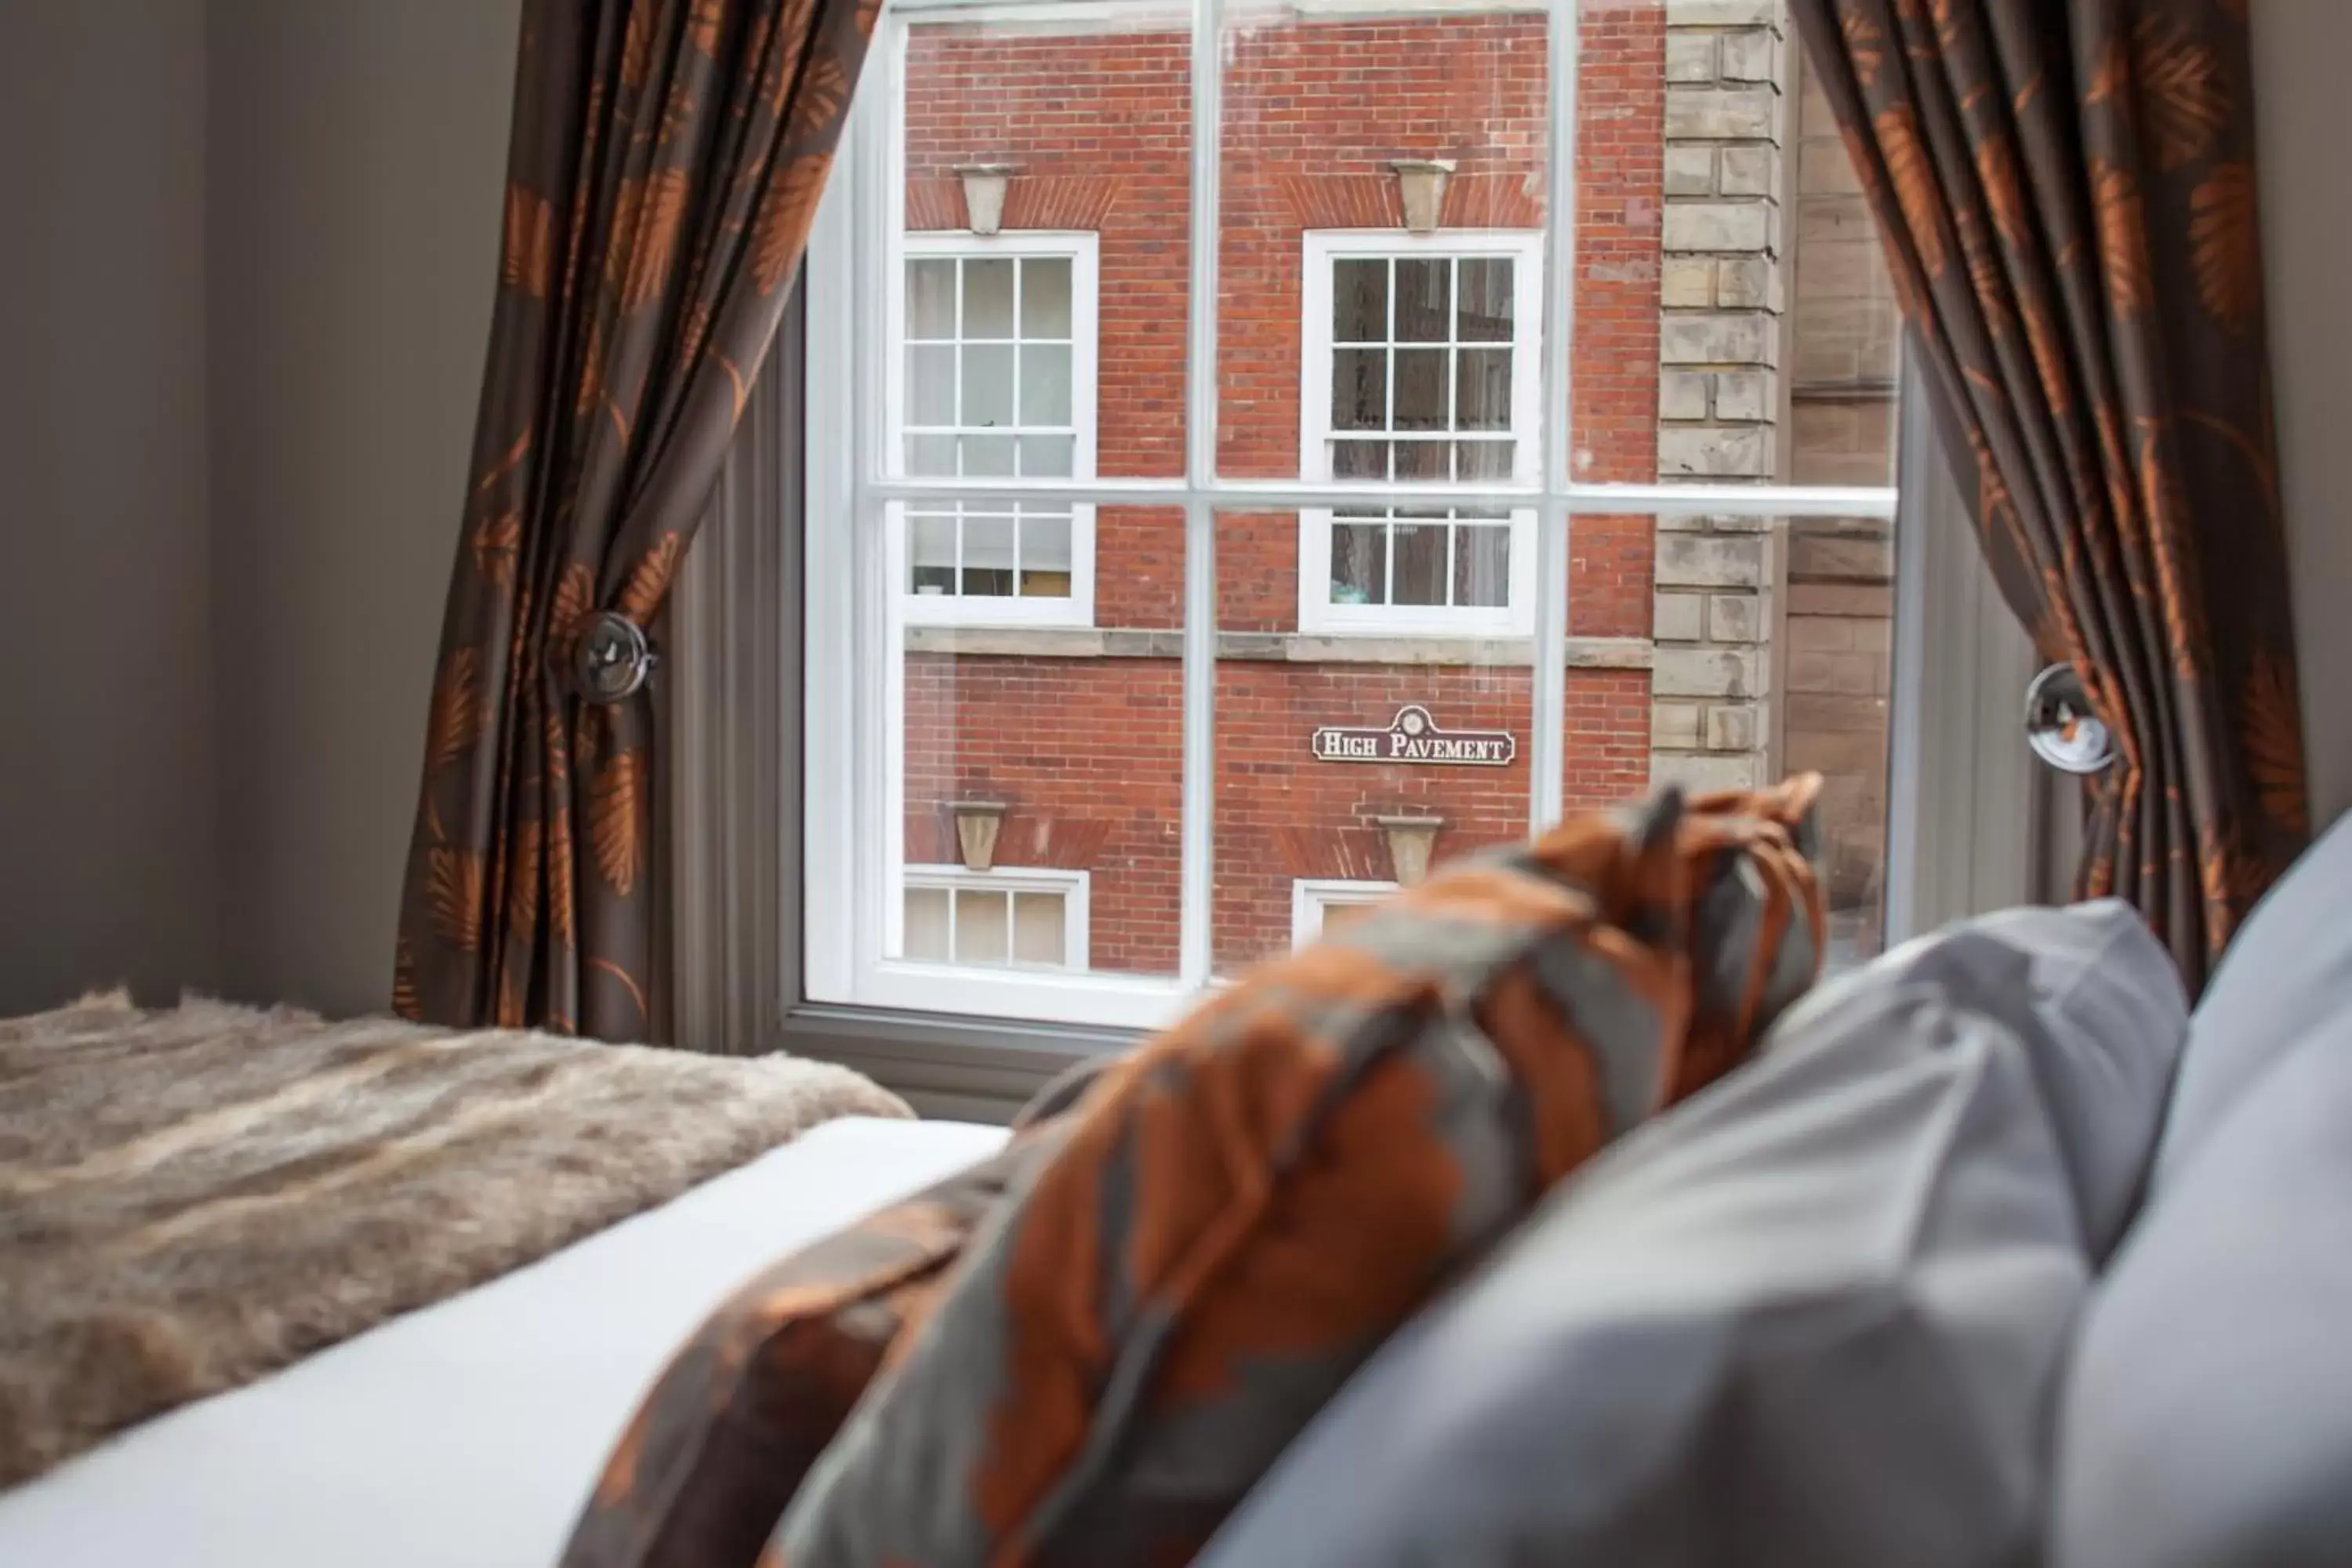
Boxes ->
[1221,5,1545,481]
[907,345,956,426]
[960,343,1014,428]
[962,433,1015,476]
[1332,259,1388,342]
[1454,524,1511,608]
[1393,258,1451,343]
[961,511,1015,567]
[909,514,957,597]
[1625,512,1895,967]
[954,888,1011,963]
[1217,510,1532,975]
[1568,0,1902,489]
[905,15,1185,482]
[1316,899,1384,942]
[962,258,1015,338]
[1457,439,1513,481]
[1012,893,1066,964]
[1330,521,1387,605]
[1331,439,1388,479]
[1789,52,1903,489]
[1456,349,1512,431]
[1023,511,1074,574]
[1330,350,1385,432]
[906,433,958,476]
[1392,520,1448,606]
[907,260,957,339]
[1457,258,1514,343]
[1393,440,1450,481]
[1391,349,1446,431]
[1022,257,1073,338]
[1018,434,1074,477]
[1020,343,1073,426]
[903,887,952,960]
[900,506,1184,981]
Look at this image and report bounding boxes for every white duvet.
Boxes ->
[0,1116,1009,1568]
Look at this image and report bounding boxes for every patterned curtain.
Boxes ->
[1790,0,2310,993]
[394,0,873,1036]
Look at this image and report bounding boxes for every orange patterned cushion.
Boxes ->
[771,778,1827,1567]
[557,1123,1073,1568]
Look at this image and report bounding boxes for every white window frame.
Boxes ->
[800,0,1908,1033]
[888,229,1101,628]
[1290,877,1400,946]
[1298,230,1543,637]
[902,863,1092,970]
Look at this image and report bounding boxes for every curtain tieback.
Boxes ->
[2024,662,2115,775]
[572,611,661,704]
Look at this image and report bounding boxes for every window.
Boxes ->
[1292,878,1399,946]
[892,233,1099,626]
[800,0,1922,1035]
[1299,233,1541,636]
[903,866,1091,970]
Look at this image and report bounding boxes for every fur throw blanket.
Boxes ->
[0,992,907,1487]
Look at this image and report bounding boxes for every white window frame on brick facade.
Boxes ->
[1290,877,1400,947]
[888,231,1101,628]
[794,0,1913,1037]
[1298,230,1543,638]
[902,864,1093,970]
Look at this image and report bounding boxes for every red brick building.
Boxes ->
[876,0,1899,989]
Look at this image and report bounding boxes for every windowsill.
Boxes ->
[904,625,1653,667]
[781,1001,1127,1125]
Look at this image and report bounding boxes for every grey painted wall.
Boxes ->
[2256,2,2352,832]
[0,1,2339,1023]
[208,0,521,1016]
[0,0,217,1014]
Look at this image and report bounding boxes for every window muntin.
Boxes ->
[902,866,1090,969]
[1291,878,1399,946]
[1298,232,1542,635]
[802,0,1907,1032]
[891,232,1100,626]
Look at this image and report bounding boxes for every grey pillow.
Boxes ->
[1198,903,2186,1568]
[2154,808,2352,1186]
[2054,1008,2352,1568]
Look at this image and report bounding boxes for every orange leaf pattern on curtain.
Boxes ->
[1790,0,2310,993]
[394,0,878,1037]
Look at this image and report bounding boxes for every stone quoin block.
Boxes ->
[1663,144,1718,196]
[1719,144,1780,197]
[1707,593,1765,643]
[1652,702,1704,748]
[1664,0,1781,27]
[1720,27,1780,85]
[1658,369,1712,420]
[1711,368,1774,422]
[1653,645,1762,699]
[1664,85,1777,141]
[1661,201,1772,253]
[1659,310,1779,365]
[1657,423,1773,479]
[1653,590,1707,642]
[1664,33,1719,83]
[1656,533,1767,589]
[1661,256,1716,307]
[1650,750,1763,793]
[1705,702,1761,751]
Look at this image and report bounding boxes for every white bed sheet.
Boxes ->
[0,1115,1009,1568]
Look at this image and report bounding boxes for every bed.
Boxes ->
[0,1113,1009,1567]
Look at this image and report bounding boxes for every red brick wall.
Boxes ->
[898,12,1668,982]
[909,654,1654,972]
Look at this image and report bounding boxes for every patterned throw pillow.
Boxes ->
[557,1122,1074,1568]
[771,777,1827,1568]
